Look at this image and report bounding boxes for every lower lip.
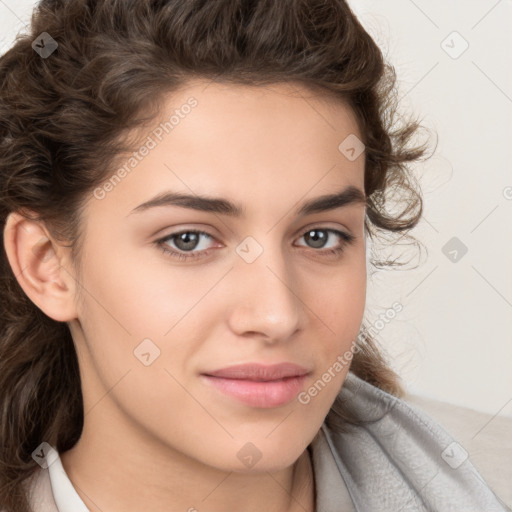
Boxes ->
[200,374,308,408]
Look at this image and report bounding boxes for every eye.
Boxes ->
[155,230,218,261]
[295,228,355,257]
[154,227,356,262]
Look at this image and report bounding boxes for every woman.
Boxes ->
[0,1,508,511]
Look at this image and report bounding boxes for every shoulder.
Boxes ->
[321,371,511,512]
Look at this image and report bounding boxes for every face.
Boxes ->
[68,81,367,473]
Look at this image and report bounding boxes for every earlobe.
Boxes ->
[3,211,78,322]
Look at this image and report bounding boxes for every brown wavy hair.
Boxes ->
[0,0,431,510]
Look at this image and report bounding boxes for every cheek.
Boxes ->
[74,245,226,400]
[73,253,211,434]
[79,242,217,338]
[301,256,366,394]
[302,253,366,344]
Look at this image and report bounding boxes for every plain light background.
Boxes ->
[347,0,512,420]
[1,1,511,418]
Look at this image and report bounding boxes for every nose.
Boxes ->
[226,242,303,343]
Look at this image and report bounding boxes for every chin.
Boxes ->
[194,436,306,475]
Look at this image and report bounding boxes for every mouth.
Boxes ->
[200,362,311,408]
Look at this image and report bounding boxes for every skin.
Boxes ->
[4,81,367,512]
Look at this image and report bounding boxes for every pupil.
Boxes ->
[306,230,326,248]
[176,232,199,251]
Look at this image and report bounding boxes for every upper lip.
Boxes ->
[202,363,310,381]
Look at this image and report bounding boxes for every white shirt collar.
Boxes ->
[46,446,90,512]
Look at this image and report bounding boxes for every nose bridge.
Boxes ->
[227,235,302,339]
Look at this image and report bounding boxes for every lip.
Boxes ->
[200,363,311,408]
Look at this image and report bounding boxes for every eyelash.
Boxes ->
[154,228,356,262]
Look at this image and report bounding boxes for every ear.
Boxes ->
[3,211,78,322]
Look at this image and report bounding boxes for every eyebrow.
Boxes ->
[129,184,366,217]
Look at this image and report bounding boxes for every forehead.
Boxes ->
[86,80,365,221]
